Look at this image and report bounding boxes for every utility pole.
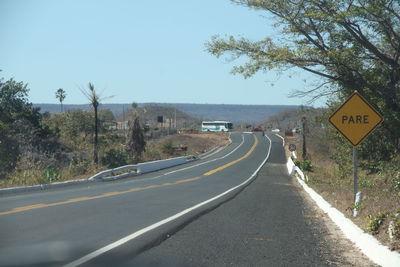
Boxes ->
[174,108,177,128]
[302,116,307,160]
[122,105,126,132]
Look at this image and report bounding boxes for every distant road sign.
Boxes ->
[288,144,296,151]
[329,91,383,146]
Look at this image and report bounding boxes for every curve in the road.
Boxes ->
[64,134,271,267]
[0,134,256,217]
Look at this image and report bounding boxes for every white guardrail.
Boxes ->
[0,155,197,195]
[89,155,196,181]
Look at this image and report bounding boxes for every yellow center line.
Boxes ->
[0,134,259,216]
[203,134,258,176]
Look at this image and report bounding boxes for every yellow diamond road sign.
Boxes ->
[329,91,383,146]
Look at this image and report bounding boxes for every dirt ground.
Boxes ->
[154,132,231,157]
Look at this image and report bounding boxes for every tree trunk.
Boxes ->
[94,105,99,164]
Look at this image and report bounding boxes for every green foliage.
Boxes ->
[101,149,128,168]
[347,201,363,213]
[367,212,389,232]
[392,215,400,239]
[0,122,18,177]
[358,129,396,172]
[161,140,174,155]
[98,109,115,133]
[368,160,400,193]
[295,160,313,172]
[44,110,93,148]
[126,115,146,163]
[43,168,61,183]
[359,177,373,189]
[330,131,353,179]
[0,77,59,178]
[55,88,66,112]
[392,171,400,194]
[67,160,91,177]
[80,82,113,164]
[207,0,400,160]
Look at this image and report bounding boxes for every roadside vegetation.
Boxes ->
[207,0,400,252]
[0,76,229,188]
[306,110,400,251]
[263,107,400,251]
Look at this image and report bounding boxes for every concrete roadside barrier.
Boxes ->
[0,155,197,196]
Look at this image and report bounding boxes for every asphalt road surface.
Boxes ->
[0,132,374,266]
[0,132,268,266]
[130,134,375,266]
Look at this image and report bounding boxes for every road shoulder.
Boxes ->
[129,158,376,266]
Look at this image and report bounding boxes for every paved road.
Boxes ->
[0,132,270,266]
[129,134,374,267]
[0,132,375,267]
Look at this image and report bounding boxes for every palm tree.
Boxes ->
[80,83,103,165]
[55,88,66,112]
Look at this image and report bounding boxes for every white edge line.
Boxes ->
[274,133,285,147]
[294,167,400,267]
[160,134,246,176]
[200,147,224,160]
[64,135,272,267]
[200,132,234,159]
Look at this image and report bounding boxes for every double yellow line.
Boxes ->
[0,135,258,216]
[204,135,258,176]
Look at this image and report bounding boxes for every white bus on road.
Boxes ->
[201,121,233,132]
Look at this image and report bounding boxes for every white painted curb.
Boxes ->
[287,157,307,181]
[287,157,400,267]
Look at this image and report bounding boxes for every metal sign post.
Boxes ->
[353,147,358,202]
[352,147,360,217]
[329,91,383,217]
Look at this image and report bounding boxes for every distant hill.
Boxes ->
[116,105,201,129]
[145,103,299,124]
[260,107,325,130]
[33,103,300,124]
[33,103,128,115]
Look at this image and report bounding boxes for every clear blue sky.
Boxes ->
[0,0,325,106]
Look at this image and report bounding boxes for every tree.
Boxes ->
[0,77,57,178]
[80,83,113,164]
[81,83,101,164]
[206,0,400,157]
[126,114,146,163]
[55,88,66,112]
[45,110,94,147]
[98,109,115,133]
[99,109,115,123]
